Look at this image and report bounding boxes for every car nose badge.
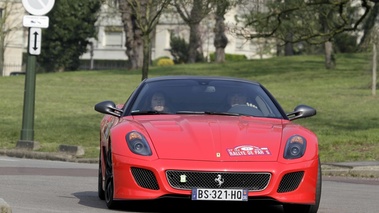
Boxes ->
[215,174,224,187]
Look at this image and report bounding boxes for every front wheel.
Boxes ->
[104,146,118,209]
[105,176,117,209]
[283,158,322,213]
[98,154,105,200]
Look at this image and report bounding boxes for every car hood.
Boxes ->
[133,115,286,162]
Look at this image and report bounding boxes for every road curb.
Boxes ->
[0,198,11,213]
[321,164,379,178]
[0,149,97,164]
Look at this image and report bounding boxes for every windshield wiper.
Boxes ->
[131,110,170,115]
[176,111,239,116]
[205,111,240,116]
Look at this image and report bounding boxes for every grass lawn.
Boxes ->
[0,53,378,163]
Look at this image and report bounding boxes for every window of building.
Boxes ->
[104,26,123,47]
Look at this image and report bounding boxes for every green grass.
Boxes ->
[1,53,378,163]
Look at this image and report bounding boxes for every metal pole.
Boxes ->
[20,54,36,141]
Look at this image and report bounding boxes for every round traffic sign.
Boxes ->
[22,0,55,16]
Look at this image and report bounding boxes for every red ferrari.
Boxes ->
[94,76,320,212]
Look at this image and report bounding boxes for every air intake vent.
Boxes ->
[131,167,159,190]
[277,171,304,193]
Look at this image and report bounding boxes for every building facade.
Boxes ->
[3,1,272,75]
[1,0,25,76]
[80,1,273,68]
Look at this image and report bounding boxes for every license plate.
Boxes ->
[191,188,248,201]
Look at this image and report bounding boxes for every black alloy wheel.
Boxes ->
[282,157,322,213]
[98,153,105,200]
[104,145,118,209]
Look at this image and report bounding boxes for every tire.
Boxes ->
[104,146,118,209]
[98,154,105,200]
[283,157,322,213]
[105,176,117,209]
[105,146,112,178]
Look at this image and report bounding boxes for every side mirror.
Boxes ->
[286,105,316,121]
[94,100,123,117]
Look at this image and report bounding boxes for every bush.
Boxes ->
[169,35,188,64]
[157,58,175,66]
[152,56,170,66]
[169,33,204,64]
[226,54,247,61]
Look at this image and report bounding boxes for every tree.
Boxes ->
[317,4,336,69]
[236,0,375,44]
[233,0,378,68]
[213,0,230,63]
[173,0,213,63]
[358,3,379,47]
[119,0,171,80]
[0,0,23,76]
[38,0,102,72]
[357,1,379,96]
[118,0,142,70]
[359,24,379,96]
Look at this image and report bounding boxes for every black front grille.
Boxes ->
[131,167,160,190]
[166,170,271,191]
[277,171,304,193]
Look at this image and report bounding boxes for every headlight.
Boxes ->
[284,135,306,159]
[126,131,152,156]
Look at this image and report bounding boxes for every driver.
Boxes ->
[150,92,170,112]
[228,92,258,109]
[228,93,248,107]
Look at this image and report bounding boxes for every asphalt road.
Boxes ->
[1,156,379,213]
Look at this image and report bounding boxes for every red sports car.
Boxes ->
[94,76,320,213]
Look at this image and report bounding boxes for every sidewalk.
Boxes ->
[322,161,379,179]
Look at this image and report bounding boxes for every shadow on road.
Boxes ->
[73,191,284,212]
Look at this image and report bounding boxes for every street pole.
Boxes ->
[19,0,55,150]
[19,53,37,142]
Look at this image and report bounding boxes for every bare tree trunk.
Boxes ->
[119,0,143,70]
[174,0,212,64]
[0,29,4,76]
[214,15,227,63]
[324,41,335,69]
[358,4,379,47]
[0,44,4,76]
[188,23,202,63]
[212,0,229,63]
[373,44,377,96]
[136,31,144,68]
[141,34,151,80]
[120,0,170,79]
[284,33,294,56]
[284,42,294,56]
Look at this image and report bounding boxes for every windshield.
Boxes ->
[129,79,283,118]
